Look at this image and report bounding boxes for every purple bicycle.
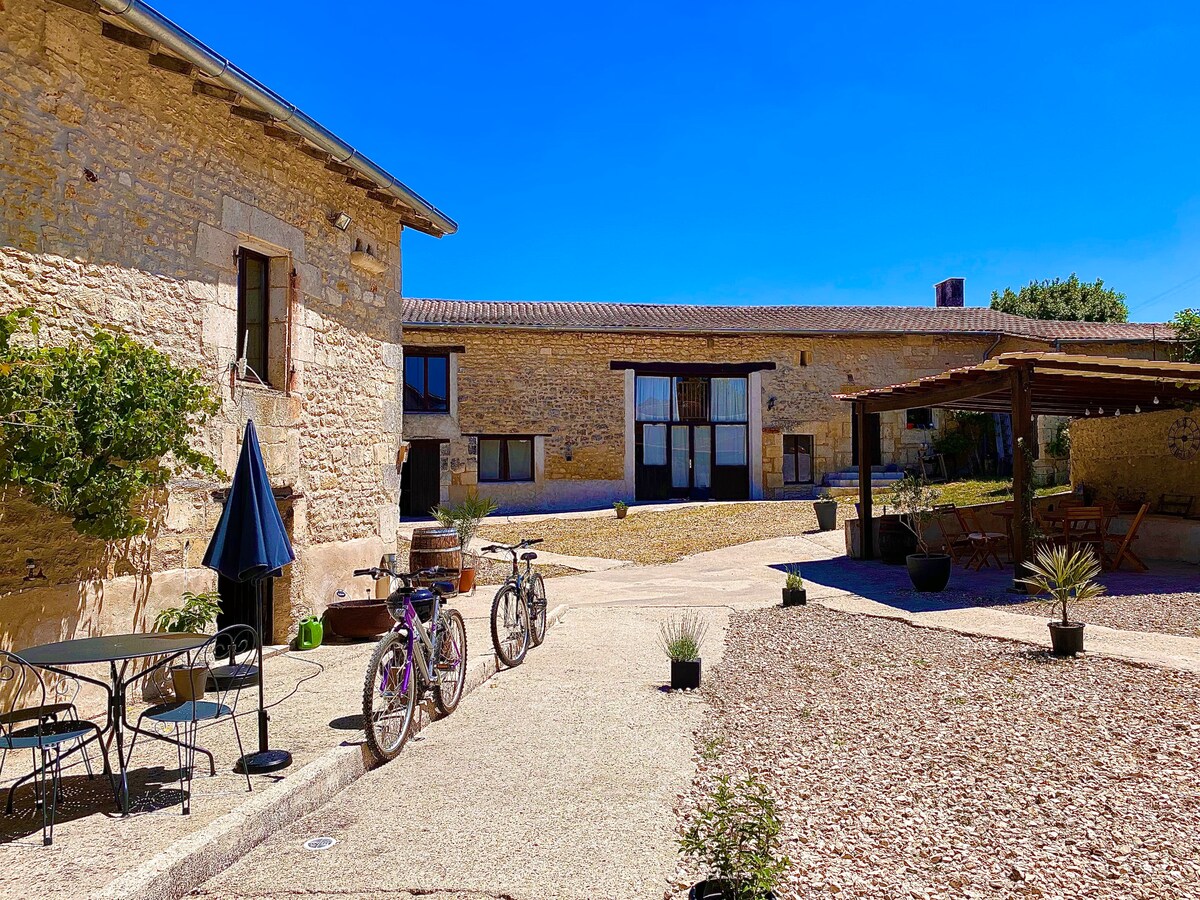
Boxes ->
[356,564,468,762]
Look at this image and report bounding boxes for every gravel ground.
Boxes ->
[675,605,1200,900]
[479,501,824,565]
[978,592,1200,639]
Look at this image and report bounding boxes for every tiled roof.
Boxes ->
[402,299,1168,342]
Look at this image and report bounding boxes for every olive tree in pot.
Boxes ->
[433,491,499,594]
[1019,544,1105,657]
[680,772,789,899]
[813,488,838,531]
[781,565,806,607]
[891,474,951,592]
[153,591,221,700]
[661,612,708,690]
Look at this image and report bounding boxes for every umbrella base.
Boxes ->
[236,749,293,774]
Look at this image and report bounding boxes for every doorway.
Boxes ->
[670,424,712,500]
[400,440,443,518]
[851,412,882,467]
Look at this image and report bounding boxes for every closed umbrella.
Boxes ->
[202,419,295,774]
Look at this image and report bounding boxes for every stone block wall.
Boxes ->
[1071,409,1200,506]
[1,0,410,648]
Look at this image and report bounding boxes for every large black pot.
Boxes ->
[814,499,838,532]
[878,515,916,565]
[671,659,701,690]
[906,553,952,592]
[782,587,807,607]
[690,879,776,900]
[1048,621,1085,657]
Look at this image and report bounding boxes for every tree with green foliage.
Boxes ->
[1170,308,1200,363]
[990,274,1128,322]
[0,308,221,539]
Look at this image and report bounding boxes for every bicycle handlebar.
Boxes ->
[353,565,455,584]
[479,538,543,554]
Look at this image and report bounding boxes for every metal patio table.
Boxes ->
[17,632,208,815]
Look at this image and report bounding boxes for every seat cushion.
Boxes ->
[1,719,94,749]
[520,552,538,561]
[143,700,232,723]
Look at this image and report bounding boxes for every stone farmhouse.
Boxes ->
[400,284,1165,514]
[1,0,454,645]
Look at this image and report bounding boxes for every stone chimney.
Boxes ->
[934,277,965,308]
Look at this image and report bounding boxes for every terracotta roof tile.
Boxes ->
[402,299,1169,342]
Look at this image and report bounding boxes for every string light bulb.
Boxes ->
[1135,405,1141,413]
[1098,407,1104,415]
[1115,409,1121,417]
[1154,396,1160,405]
[1085,408,1091,416]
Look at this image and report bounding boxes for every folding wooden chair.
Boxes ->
[956,508,1009,570]
[1061,506,1105,558]
[1103,503,1150,572]
[933,504,973,565]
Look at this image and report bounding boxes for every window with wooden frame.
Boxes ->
[404,351,450,412]
[906,408,934,430]
[477,436,534,482]
[783,434,815,484]
[237,248,270,384]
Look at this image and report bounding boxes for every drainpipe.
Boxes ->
[983,334,1003,360]
[94,0,458,236]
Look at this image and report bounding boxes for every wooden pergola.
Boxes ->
[835,352,1200,565]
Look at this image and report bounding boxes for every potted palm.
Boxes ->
[781,565,806,607]
[661,612,708,690]
[433,491,499,593]
[614,500,629,520]
[813,488,838,532]
[153,591,221,700]
[680,772,788,899]
[891,474,951,592]
[1019,544,1105,657]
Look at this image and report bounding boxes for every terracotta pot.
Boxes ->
[171,665,209,701]
[615,507,628,519]
[324,598,393,639]
[459,565,476,594]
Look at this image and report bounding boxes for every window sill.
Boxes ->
[478,480,536,485]
[404,409,452,416]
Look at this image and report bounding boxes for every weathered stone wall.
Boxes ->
[1071,409,1200,507]
[0,0,408,648]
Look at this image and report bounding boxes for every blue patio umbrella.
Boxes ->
[202,419,295,773]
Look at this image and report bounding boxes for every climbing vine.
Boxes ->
[0,308,221,539]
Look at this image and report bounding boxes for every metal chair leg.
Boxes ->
[229,712,253,793]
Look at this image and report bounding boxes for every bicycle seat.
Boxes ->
[520,551,538,561]
[432,580,456,595]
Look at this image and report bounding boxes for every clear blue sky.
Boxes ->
[157,0,1200,322]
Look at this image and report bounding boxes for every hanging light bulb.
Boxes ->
[1085,408,1091,416]
[1098,407,1104,415]
[1135,405,1141,413]
[1115,409,1121,417]
[1154,396,1160,405]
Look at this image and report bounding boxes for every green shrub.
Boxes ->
[154,591,222,634]
[660,612,708,662]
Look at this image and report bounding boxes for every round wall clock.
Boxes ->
[1167,416,1200,460]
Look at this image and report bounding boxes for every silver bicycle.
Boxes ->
[480,538,547,668]
[357,564,468,762]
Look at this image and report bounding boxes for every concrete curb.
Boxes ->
[98,603,570,900]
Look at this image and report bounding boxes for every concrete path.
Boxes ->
[195,604,726,900]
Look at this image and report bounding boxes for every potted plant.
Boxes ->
[891,474,951,592]
[153,590,221,701]
[433,491,499,594]
[781,565,806,607]
[614,499,628,520]
[680,772,788,899]
[1019,544,1105,657]
[661,612,708,690]
[813,488,838,532]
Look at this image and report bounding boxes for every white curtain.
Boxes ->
[711,377,747,422]
[636,376,671,421]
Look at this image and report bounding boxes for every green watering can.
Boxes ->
[296,615,323,651]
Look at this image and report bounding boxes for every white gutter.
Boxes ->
[95,0,458,237]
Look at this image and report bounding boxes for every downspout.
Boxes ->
[982,333,1003,360]
[94,0,458,236]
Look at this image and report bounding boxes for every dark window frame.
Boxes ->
[404,350,451,413]
[236,247,271,385]
[906,408,934,430]
[783,434,815,485]
[477,435,535,483]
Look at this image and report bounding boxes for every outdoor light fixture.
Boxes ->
[564,443,573,462]
[1135,405,1142,413]
[1085,409,1091,416]
[1098,407,1104,415]
[329,211,352,231]
[1115,409,1122,417]
[1154,396,1161,405]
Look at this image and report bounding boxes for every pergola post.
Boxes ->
[856,400,873,560]
[1009,364,1035,579]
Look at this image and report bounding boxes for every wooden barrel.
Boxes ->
[409,526,461,576]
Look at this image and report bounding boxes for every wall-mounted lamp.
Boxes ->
[767,396,777,411]
[329,211,352,231]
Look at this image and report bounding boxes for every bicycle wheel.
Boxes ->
[529,573,548,647]
[433,608,468,715]
[490,583,529,668]
[362,631,416,762]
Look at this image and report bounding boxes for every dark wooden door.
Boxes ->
[851,412,882,467]
[400,440,442,518]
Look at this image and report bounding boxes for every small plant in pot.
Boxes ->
[433,490,499,594]
[153,591,221,701]
[661,612,708,690]
[1019,544,1105,657]
[891,474,951,592]
[614,499,628,520]
[680,772,788,899]
[781,565,806,607]
[813,488,838,532]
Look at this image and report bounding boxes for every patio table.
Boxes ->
[17,632,208,815]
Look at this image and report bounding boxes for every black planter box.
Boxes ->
[1049,621,1085,657]
[671,659,701,690]
[690,879,776,900]
[782,587,807,607]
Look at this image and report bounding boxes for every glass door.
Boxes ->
[671,425,691,494]
[693,426,712,498]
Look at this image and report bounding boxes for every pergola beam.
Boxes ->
[856,400,874,560]
[858,370,1012,413]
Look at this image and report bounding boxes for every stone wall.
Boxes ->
[1071,409,1200,507]
[0,0,409,649]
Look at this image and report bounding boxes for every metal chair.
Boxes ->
[124,625,257,815]
[1,650,110,846]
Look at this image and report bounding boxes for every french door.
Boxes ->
[670,425,712,500]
